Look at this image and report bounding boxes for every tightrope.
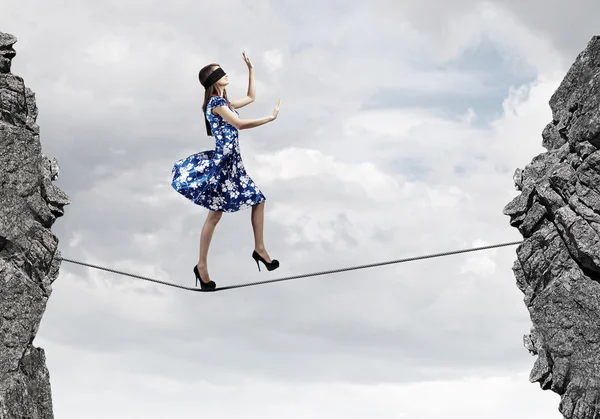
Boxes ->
[57,240,522,292]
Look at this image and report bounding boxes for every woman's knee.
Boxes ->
[207,210,223,224]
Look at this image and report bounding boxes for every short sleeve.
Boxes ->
[209,96,227,108]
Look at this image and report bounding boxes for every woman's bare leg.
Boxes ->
[251,202,272,262]
[197,210,223,282]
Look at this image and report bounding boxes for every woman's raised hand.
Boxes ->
[271,97,281,120]
[242,50,253,69]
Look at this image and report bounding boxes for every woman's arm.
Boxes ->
[213,105,274,130]
[229,68,255,108]
[230,51,256,109]
[213,97,281,130]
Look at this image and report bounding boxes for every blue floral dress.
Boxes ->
[171,95,266,212]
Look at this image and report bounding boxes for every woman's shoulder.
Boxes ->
[208,95,227,107]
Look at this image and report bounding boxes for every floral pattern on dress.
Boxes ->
[171,95,266,212]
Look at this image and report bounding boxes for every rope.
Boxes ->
[56,240,523,292]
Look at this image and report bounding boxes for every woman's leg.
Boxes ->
[251,202,272,262]
[197,210,223,282]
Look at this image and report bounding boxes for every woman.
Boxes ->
[171,51,281,290]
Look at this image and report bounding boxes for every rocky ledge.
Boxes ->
[504,35,600,419]
[0,31,70,419]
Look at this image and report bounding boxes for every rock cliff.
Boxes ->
[0,31,70,419]
[504,35,600,418]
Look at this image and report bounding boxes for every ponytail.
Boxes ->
[204,116,212,136]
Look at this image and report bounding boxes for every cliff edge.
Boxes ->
[504,35,600,418]
[0,31,70,419]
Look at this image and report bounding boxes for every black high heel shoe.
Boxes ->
[193,265,216,290]
[252,250,279,272]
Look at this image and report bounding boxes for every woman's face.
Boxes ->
[215,67,229,88]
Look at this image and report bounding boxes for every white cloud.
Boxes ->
[84,35,129,65]
[372,0,574,74]
[263,48,284,72]
[459,107,478,124]
[460,239,498,275]
[37,338,562,419]
[67,231,83,247]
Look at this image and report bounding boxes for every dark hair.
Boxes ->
[199,63,230,136]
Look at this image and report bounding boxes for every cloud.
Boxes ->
[263,48,284,72]
[373,0,596,67]
[38,336,562,419]
[84,35,129,65]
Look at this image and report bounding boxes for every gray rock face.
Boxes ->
[504,35,600,418]
[0,31,70,419]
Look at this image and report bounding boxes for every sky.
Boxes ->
[2,0,599,418]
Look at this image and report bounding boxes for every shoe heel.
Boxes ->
[252,250,279,272]
[193,264,216,290]
[193,265,200,287]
